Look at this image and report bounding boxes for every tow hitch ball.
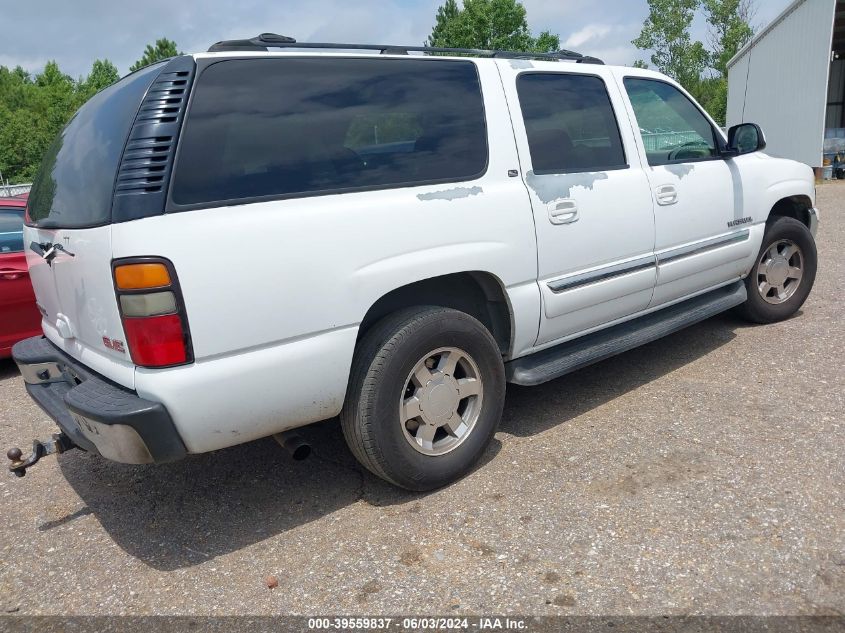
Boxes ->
[7,433,76,477]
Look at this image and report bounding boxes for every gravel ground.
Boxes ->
[0,183,843,617]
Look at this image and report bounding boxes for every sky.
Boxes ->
[0,0,795,79]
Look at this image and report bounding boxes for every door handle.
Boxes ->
[0,268,25,281]
[655,184,678,206]
[548,199,579,224]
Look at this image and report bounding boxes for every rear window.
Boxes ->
[27,63,164,228]
[170,58,488,207]
[0,207,24,253]
[517,73,626,174]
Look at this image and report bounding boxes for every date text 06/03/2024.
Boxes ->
[306,617,528,630]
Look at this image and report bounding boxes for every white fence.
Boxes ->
[0,183,32,197]
[640,131,702,152]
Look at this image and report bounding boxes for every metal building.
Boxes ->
[726,0,844,171]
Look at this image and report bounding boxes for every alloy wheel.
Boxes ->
[400,347,484,456]
[757,239,803,305]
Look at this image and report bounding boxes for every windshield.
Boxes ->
[27,63,164,228]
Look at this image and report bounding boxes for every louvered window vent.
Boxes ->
[112,56,195,224]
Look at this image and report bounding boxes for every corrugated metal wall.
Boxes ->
[828,59,845,127]
[726,0,837,167]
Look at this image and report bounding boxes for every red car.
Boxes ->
[0,194,41,357]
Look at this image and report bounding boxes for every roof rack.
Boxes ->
[207,33,604,65]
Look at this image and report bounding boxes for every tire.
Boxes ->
[738,216,817,324]
[341,306,506,491]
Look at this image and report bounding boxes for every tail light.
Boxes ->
[112,258,193,368]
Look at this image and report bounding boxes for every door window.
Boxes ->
[0,207,25,253]
[624,78,718,165]
[517,73,627,174]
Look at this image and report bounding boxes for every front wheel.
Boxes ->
[738,216,817,324]
[341,306,505,491]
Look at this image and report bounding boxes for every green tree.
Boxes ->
[533,30,561,53]
[632,0,709,91]
[632,0,755,125]
[700,0,755,123]
[428,0,461,47]
[703,0,755,76]
[0,107,51,183]
[427,0,560,53]
[0,57,122,184]
[78,59,120,100]
[696,75,729,124]
[129,38,180,72]
[0,61,73,183]
[33,62,77,142]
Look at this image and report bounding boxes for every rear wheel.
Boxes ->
[341,306,505,491]
[739,216,817,323]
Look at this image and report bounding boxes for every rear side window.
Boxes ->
[0,207,24,253]
[170,58,488,207]
[517,73,626,174]
[27,63,164,228]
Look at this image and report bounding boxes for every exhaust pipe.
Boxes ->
[273,431,311,461]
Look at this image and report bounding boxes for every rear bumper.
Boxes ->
[11,336,186,464]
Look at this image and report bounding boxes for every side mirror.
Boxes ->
[726,122,766,157]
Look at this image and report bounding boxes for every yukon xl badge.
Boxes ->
[727,216,752,228]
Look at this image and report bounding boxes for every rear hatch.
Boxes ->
[23,62,172,389]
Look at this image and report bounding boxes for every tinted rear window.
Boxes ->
[0,207,24,253]
[171,58,487,207]
[518,73,626,174]
[27,63,164,228]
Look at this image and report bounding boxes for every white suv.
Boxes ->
[9,34,819,490]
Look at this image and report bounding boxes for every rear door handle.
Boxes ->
[548,199,579,224]
[655,184,678,206]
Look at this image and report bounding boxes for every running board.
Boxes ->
[506,281,747,386]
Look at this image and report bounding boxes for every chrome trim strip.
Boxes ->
[547,255,657,293]
[657,229,750,266]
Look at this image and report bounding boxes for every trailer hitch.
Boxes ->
[7,433,76,477]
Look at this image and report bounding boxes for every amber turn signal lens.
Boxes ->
[114,263,171,290]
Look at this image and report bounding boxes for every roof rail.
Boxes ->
[207,33,604,65]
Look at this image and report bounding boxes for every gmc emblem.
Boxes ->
[102,337,126,353]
